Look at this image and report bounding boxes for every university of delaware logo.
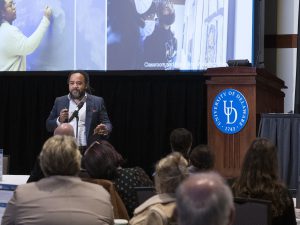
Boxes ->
[212,89,249,134]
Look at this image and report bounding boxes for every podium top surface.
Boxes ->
[205,66,258,75]
[204,67,286,89]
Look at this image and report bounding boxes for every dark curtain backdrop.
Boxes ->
[0,71,207,175]
[294,2,300,112]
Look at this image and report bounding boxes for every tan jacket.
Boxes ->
[129,193,177,225]
[1,176,114,225]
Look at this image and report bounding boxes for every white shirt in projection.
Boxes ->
[0,17,50,71]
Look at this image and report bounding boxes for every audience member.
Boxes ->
[130,152,188,225]
[83,140,153,217]
[53,122,75,136]
[2,136,114,225]
[176,172,234,225]
[169,128,192,159]
[232,137,296,225]
[27,123,75,183]
[188,144,215,173]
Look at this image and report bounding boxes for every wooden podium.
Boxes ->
[204,67,285,177]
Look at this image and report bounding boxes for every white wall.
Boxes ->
[276,0,298,112]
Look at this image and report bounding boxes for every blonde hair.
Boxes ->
[155,152,188,193]
[39,136,81,177]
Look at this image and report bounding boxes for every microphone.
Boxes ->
[68,101,84,122]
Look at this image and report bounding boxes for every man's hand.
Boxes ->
[59,108,68,123]
[44,6,52,21]
[93,123,109,136]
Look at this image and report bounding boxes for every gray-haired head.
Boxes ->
[176,172,234,225]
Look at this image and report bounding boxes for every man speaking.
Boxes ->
[46,70,112,153]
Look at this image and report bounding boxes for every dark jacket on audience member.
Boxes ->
[113,167,154,217]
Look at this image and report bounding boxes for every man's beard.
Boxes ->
[70,89,85,100]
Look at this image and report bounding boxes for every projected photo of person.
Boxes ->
[14,0,71,70]
[11,0,106,70]
[107,0,152,70]
[135,0,157,46]
[0,0,254,72]
[0,0,51,71]
[16,0,106,70]
[143,0,177,70]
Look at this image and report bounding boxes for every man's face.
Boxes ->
[68,73,87,100]
[2,0,16,24]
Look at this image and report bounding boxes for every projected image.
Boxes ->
[0,0,106,71]
[107,0,182,70]
[0,0,253,71]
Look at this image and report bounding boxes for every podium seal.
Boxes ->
[212,89,249,134]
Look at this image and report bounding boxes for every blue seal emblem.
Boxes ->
[212,89,249,134]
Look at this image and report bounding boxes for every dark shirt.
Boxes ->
[143,24,177,70]
[233,185,296,225]
[113,167,154,217]
[272,189,296,225]
[107,0,143,69]
[27,158,44,183]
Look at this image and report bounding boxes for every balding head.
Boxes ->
[54,123,75,137]
[176,172,234,225]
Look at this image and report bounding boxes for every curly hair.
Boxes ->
[232,137,291,217]
[155,152,189,194]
